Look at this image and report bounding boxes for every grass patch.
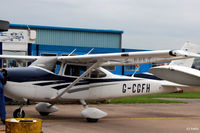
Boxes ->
[146,92,200,99]
[109,97,184,104]
[108,92,200,104]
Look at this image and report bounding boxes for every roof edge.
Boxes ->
[10,24,123,34]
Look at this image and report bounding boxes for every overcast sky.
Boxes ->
[1,0,200,50]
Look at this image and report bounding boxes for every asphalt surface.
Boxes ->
[0,99,200,133]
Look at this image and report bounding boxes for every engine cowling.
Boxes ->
[35,102,59,114]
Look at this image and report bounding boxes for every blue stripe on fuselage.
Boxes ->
[6,67,140,90]
[6,67,75,82]
[6,67,135,83]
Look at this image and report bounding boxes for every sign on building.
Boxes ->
[0,29,36,43]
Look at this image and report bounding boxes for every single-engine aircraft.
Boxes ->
[1,47,200,122]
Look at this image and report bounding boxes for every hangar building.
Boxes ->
[0,24,152,75]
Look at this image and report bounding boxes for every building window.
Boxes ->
[40,53,57,56]
[103,66,116,71]
[124,65,139,71]
[3,51,27,68]
[152,61,170,67]
[61,53,77,56]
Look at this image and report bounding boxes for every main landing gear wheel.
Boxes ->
[39,112,50,116]
[80,99,107,123]
[13,108,25,118]
[86,118,99,123]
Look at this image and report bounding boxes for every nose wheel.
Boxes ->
[13,108,25,118]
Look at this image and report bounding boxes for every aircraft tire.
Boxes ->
[39,112,50,116]
[13,108,25,118]
[86,118,99,123]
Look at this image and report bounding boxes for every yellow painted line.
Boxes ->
[42,116,200,122]
[43,118,83,122]
[102,116,200,121]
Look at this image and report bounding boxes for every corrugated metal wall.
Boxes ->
[36,29,121,48]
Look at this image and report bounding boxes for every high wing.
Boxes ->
[57,50,200,66]
[0,49,199,66]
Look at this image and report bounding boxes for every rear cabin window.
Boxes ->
[90,69,106,78]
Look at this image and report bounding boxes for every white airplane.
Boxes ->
[1,47,200,122]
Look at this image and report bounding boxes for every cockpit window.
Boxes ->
[64,64,106,78]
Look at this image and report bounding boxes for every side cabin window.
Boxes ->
[90,69,106,78]
[192,58,200,70]
[64,65,87,76]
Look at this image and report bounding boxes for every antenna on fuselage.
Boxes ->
[86,48,94,55]
[68,49,76,56]
[131,65,139,77]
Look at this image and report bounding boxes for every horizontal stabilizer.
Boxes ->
[150,65,200,86]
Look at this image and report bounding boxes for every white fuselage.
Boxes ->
[4,66,177,102]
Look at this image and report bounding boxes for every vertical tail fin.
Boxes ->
[169,41,200,67]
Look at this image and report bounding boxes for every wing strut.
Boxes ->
[51,62,100,101]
